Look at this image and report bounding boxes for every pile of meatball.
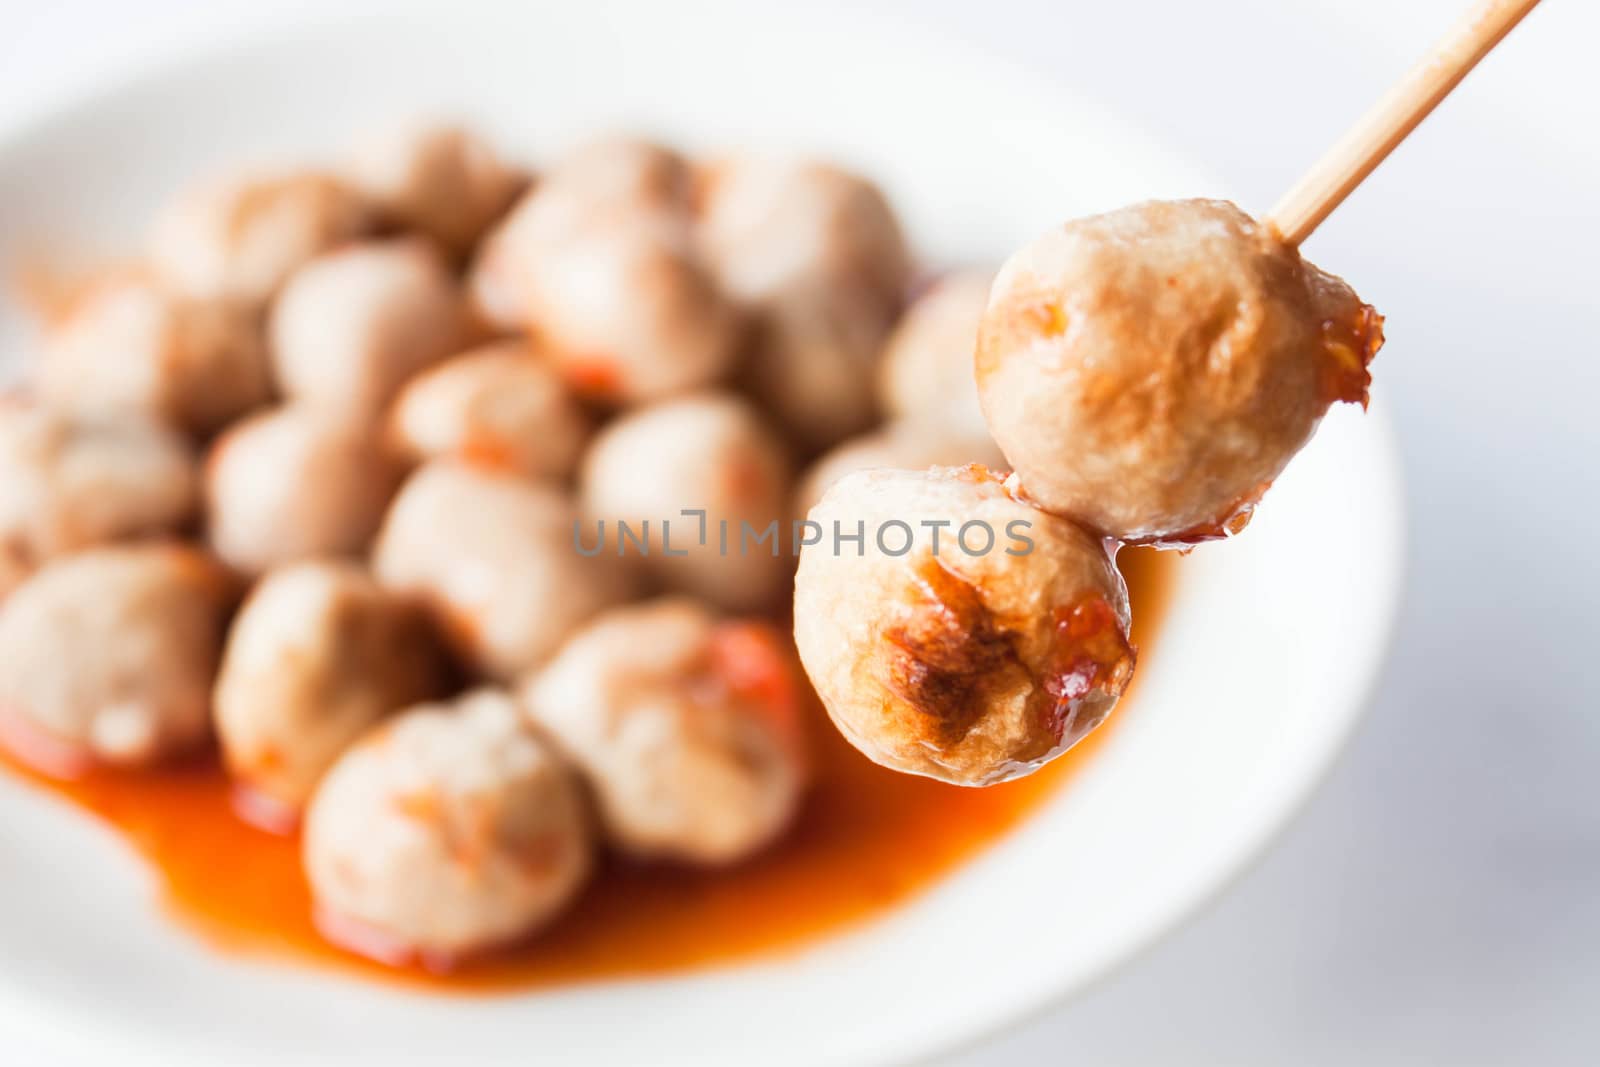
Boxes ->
[0,124,1010,968]
[794,198,1384,787]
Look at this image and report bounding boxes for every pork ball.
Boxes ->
[37,271,270,434]
[214,561,447,824]
[344,123,524,254]
[205,405,400,574]
[303,689,591,966]
[976,198,1384,544]
[696,157,910,304]
[0,402,197,597]
[388,340,588,481]
[467,137,690,333]
[793,465,1134,786]
[793,419,1005,517]
[491,212,738,405]
[523,598,807,865]
[373,462,631,679]
[271,239,471,425]
[0,544,232,774]
[876,268,993,435]
[741,283,896,450]
[541,135,691,210]
[580,392,790,612]
[149,171,373,306]
[697,159,911,449]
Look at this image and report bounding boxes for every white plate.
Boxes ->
[0,3,1405,1064]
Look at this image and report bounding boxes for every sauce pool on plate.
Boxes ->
[0,549,1171,993]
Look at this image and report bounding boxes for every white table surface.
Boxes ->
[3,2,1597,1064]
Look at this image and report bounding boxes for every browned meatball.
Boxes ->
[36,271,270,434]
[204,406,401,574]
[793,465,1133,786]
[303,689,591,967]
[214,560,446,826]
[977,199,1382,545]
[0,545,232,775]
[523,598,808,865]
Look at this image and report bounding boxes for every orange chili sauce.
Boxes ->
[0,549,1171,994]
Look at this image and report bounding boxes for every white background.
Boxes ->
[2,1,1597,1064]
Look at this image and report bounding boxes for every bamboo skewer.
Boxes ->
[1266,0,1543,247]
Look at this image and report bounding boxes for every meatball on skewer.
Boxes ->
[524,598,808,865]
[794,466,1132,787]
[977,198,1382,546]
[303,690,591,969]
[798,198,1383,785]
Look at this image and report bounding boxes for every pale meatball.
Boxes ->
[149,172,372,305]
[205,406,400,574]
[876,269,993,435]
[214,561,446,825]
[344,123,524,254]
[37,271,270,434]
[541,135,691,209]
[580,392,790,612]
[793,466,1134,786]
[697,158,911,448]
[697,158,910,305]
[0,402,197,596]
[741,284,894,450]
[389,341,588,481]
[465,193,547,332]
[505,215,738,405]
[793,419,1006,517]
[977,199,1383,544]
[523,598,807,865]
[373,462,631,679]
[0,545,231,774]
[271,240,471,425]
[467,137,690,333]
[303,690,591,966]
